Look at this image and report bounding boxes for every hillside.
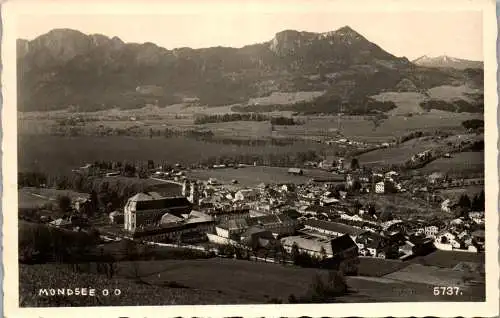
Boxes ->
[18,27,483,113]
[412,55,483,70]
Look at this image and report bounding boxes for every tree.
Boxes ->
[353,200,362,213]
[351,180,362,192]
[57,195,72,214]
[89,190,98,216]
[458,194,471,210]
[97,181,113,213]
[147,160,155,170]
[301,271,348,303]
[367,204,377,217]
[350,158,360,170]
[379,210,393,222]
[461,119,484,130]
[291,242,300,265]
[319,246,328,261]
[471,191,485,211]
[384,181,398,193]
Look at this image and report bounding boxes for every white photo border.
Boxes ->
[2,0,498,317]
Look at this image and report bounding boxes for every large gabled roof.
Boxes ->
[129,192,164,201]
[128,192,191,212]
[305,219,366,237]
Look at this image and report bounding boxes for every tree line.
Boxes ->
[455,191,485,218]
[194,113,268,124]
[194,113,302,126]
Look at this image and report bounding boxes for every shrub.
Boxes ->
[289,271,348,303]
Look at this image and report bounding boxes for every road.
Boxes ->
[149,177,183,186]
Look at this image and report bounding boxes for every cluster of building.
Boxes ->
[52,153,485,275]
[101,163,484,276]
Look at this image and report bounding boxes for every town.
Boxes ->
[20,144,485,273]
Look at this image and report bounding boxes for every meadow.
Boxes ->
[187,166,342,187]
[418,151,484,174]
[408,249,485,268]
[353,193,442,220]
[277,112,480,143]
[370,85,482,116]
[356,132,483,171]
[20,255,483,306]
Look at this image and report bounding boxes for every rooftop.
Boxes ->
[304,219,367,237]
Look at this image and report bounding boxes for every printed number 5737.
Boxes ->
[433,286,463,296]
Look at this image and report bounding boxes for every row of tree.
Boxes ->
[194,113,268,124]
[455,191,485,218]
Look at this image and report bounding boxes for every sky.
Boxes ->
[15,7,483,61]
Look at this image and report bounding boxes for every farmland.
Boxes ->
[353,193,442,220]
[418,151,484,174]
[247,91,326,106]
[370,85,482,116]
[357,132,483,170]
[384,264,482,288]
[20,256,483,306]
[19,104,481,141]
[18,191,53,210]
[187,166,342,187]
[408,249,485,268]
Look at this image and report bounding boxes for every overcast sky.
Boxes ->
[16,5,483,61]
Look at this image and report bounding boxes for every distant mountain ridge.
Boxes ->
[17,27,483,113]
[412,55,483,70]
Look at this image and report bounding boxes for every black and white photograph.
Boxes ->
[2,0,498,317]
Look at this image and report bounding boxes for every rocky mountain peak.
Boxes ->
[269,29,317,55]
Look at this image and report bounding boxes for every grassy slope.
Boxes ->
[20,256,484,306]
[418,151,484,174]
[187,166,342,187]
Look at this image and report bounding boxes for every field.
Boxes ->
[18,191,53,210]
[427,85,481,102]
[18,187,92,210]
[20,256,484,306]
[355,132,483,174]
[353,193,441,219]
[371,92,425,115]
[275,112,480,144]
[418,151,484,174]
[436,185,484,201]
[357,257,409,277]
[370,85,481,116]
[247,91,325,106]
[187,166,342,187]
[408,250,485,268]
[19,263,243,306]
[384,264,483,288]
[19,104,482,143]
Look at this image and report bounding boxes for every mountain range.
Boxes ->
[412,55,483,70]
[17,27,484,113]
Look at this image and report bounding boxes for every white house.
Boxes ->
[434,231,460,250]
[215,219,249,239]
[441,199,452,213]
[469,211,485,224]
[424,225,439,238]
[234,189,260,202]
[385,171,398,179]
[320,197,339,206]
[375,181,385,194]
